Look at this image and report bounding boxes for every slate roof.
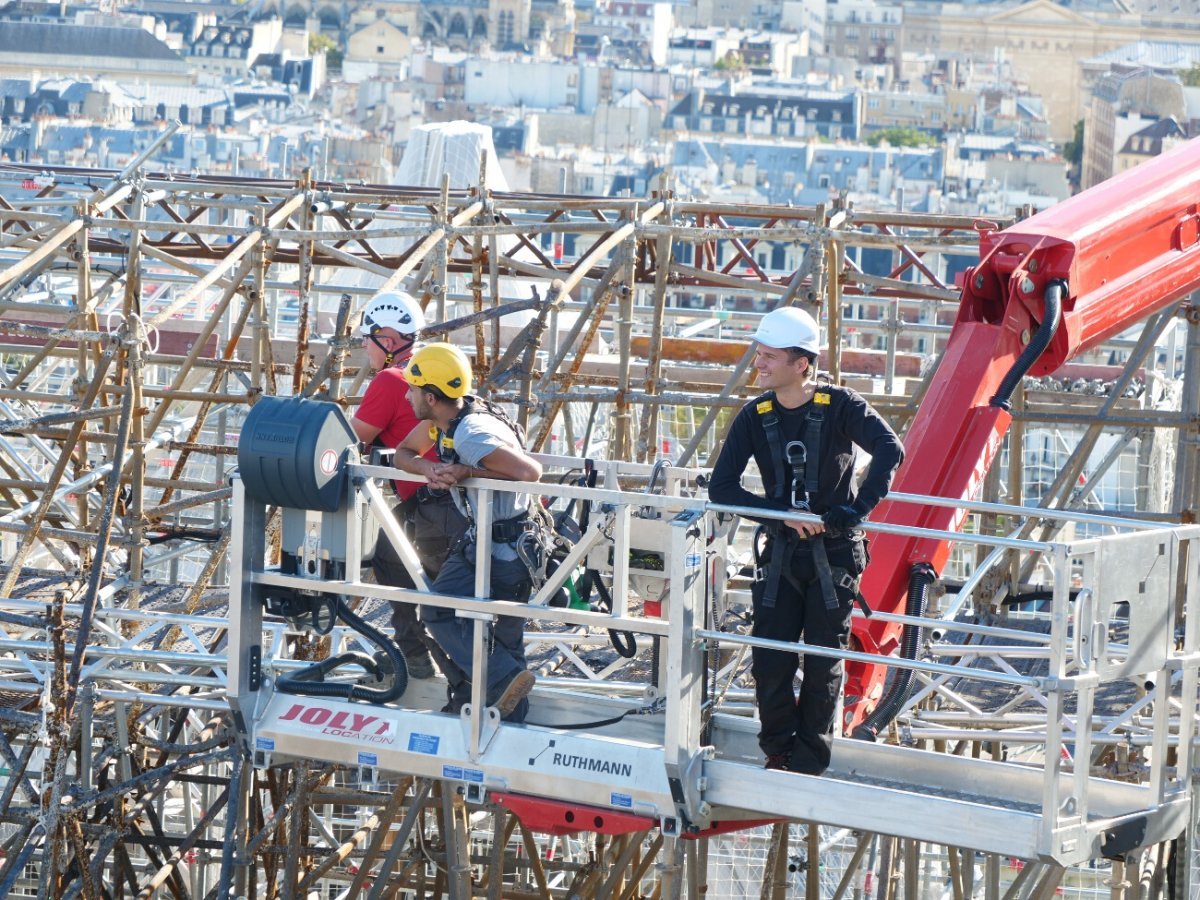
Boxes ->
[0,125,29,156]
[1119,115,1186,153]
[0,79,33,100]
[670,88,855,119]
[0,22,182,62]
[1085,40,1200,69]
[37,125,140,155]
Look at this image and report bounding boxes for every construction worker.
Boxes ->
[708,307,904,775]
[351,291,468,685]
[392,343,542,721]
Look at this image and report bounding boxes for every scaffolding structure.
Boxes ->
[0,145,1197,899]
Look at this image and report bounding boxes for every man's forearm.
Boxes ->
[392,448,425,475]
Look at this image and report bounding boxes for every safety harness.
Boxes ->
[755,389,872,617]
[434,396,534,544]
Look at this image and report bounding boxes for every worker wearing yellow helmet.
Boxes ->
[393,343,543,722]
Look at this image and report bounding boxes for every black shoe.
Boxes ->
[763,751,826,776]
[789,734,831,775]
[764,752,793,771]
[441,682,469,714]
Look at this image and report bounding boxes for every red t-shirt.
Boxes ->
[355,367,426,501]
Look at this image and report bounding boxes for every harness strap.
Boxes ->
[757,394,787,505]
[757,395,789,609]
[810,534,839,611]
[491,513,532,544]
[804,390,829,497]
[755,525,794,610]
[434,395,531,533]
[754,389,839,611]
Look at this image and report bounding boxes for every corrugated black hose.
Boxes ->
[276,597,408,703]
[852,562,935,741]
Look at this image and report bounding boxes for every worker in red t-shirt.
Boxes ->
[352,291,467,686]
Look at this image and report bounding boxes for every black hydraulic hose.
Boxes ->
[276,598,409,703]
[989,280,1066,410]
[574,566,638,659]
[283,651,380,683]
[852,562,936,742]
[591,574,638,659]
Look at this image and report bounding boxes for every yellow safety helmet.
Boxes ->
[404,343,472,399]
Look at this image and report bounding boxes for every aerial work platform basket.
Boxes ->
[227,396,1200,875]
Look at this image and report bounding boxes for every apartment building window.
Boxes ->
[377,45,385,53]
[846,27,858,39]
[886,29,895,39]
[869,29,880,39]
[568,73,578,87]
[868,97,879,108]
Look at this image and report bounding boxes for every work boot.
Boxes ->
[789,733,831,775]
[404,651,436,680]
[764,752,794,771]
[490,671,536,718]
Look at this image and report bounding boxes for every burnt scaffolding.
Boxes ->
[0,146,1192,898]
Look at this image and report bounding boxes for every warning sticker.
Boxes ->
[319,448,339,476]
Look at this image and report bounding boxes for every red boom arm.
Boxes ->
[845,137,1200,730]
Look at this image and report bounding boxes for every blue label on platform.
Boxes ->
[408,732,440,754]
[358,752,378,767]
[686,552,702,568]
[463,768,484,783]
[255,737,275,752]
[443,765,464,780]
[611,792,633,809]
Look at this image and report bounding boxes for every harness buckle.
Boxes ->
[785,440,808,509]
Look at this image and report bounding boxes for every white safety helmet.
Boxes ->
[360,291,425,338]
[753,307,820,355]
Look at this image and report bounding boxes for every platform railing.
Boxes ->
[0,456,1195,857]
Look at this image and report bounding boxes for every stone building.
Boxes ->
[902,0,1200,142]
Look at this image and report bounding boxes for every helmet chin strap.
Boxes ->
[370,334,416,368]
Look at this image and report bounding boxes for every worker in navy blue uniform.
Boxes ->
[708,307,904,775]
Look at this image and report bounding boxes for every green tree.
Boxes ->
[1063,118,1085,169]
[309,32,343,71]
[714,51,745,72]
[1182,62,1200,87]
[865,127,935,148]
